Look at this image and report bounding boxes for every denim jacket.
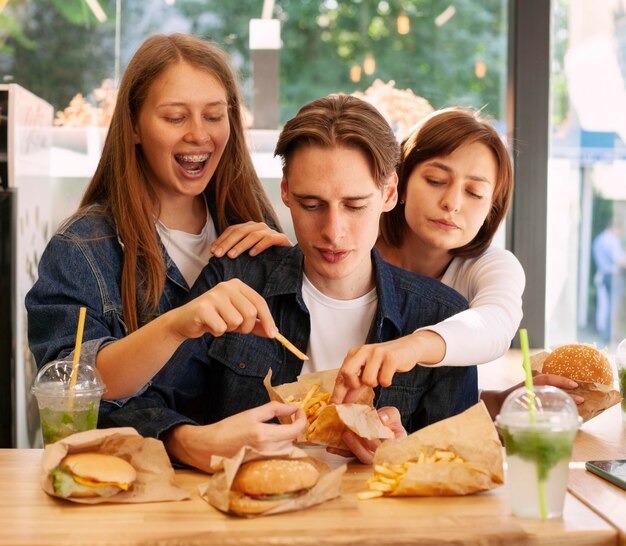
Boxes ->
[102,246,478,436]
[25,199,236,413]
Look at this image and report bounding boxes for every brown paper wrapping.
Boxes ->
[198,446,346,517]
[263,369,393,450]
[372,402,504,496]
[40,427,190,504]
[530,351,622,421]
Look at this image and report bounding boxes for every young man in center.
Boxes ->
[103,94,477,471]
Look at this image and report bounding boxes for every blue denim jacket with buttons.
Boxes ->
[25,199,236,414]
[102,245,478,437]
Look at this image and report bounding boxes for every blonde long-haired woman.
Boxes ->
[26,34,292,423]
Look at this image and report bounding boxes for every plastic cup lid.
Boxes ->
[495,385,581,430]
[31,360,105,397]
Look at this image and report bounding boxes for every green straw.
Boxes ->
[519,328,547,519]
[519,328,536,423]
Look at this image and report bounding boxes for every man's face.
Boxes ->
[281,144,397,299]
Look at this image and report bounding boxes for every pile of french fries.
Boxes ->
[284,384,330,437]
[358,448,465,500]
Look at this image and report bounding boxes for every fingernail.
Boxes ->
[228,249,238,258]
[568,380,578,388]
[270,326,278,337]
[379,412,389,423]
[213,246,223,257]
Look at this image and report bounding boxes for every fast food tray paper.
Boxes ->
[530,350,621,421]
[198,445,346,517]
[263,368,393,449]
[40,427,190,504]
[372,401,504,496]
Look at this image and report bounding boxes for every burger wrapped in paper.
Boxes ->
[198,446,346,517]
[531,344,621,421]
[264,369,393,450]
[40,427,189,504]
[229,458,326,516]
[51,453,136,498]
[360,402,504,498]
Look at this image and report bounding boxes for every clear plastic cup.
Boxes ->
[495,386,581,519]
[617,339,626,422]
[31,360,105,445]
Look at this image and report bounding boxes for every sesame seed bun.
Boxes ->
[232,458,321,496]
[228,458,325,516]
[543,344,614,386]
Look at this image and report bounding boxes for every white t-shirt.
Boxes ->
[155,210,217,288]
[301,275,378,374]
[420,245,525,366]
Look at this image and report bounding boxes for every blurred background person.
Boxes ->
[592,221,625,342]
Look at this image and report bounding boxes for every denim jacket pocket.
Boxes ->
[204,333,286,421]
[207,333,284,379]
[375,367,430,429]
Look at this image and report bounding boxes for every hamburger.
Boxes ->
[228,458,326,516]
[543,344,614,386]
[51,453,137,498]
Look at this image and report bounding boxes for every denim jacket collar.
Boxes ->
[261,244,404,341]
[261,245,308,312]
[370,248,404,341]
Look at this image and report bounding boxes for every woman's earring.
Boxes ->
[399,198,405,205]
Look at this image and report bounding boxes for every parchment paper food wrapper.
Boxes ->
[530,351,621,421]
[40,427,190,504]
[263,368,393,450]
[373,402,504,496]
[198,446,346,517]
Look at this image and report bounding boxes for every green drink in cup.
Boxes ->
[31,360,105,445]
[495,386,581,519]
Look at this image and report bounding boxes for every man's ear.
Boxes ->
[280,176,290,207]
[382,172,398,212]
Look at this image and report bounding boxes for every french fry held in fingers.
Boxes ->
[358,449,465,500]
[275,332,309,361]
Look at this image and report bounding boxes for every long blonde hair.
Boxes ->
[79,34,279,332]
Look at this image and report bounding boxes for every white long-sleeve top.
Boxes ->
[420,245,525,366]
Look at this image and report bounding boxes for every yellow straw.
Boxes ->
[519,328,535,423]
[68,307,87,405]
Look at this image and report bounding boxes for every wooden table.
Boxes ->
[478,347,626,544]
[569,404,626,545]
[0,446,618,546]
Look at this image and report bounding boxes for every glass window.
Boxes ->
[548,0,626,351]
[1,1,509,240]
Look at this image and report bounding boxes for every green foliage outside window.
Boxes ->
[0,0,507,123]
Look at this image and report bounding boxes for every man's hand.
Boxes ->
[165,402,307,473]
[326,406,407,465]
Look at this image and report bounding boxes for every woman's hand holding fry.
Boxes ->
[169,278,277,341]
[331,331,446,404]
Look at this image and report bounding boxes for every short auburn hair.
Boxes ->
[274,93,400,189]
[379,107,513,258]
